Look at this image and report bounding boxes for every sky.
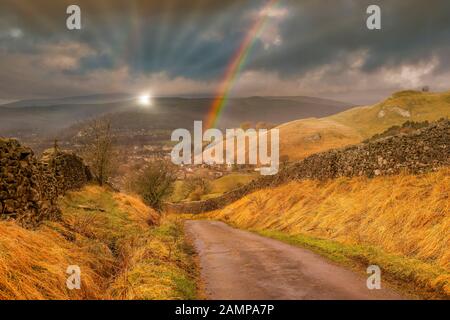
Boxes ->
[0,0,449,105]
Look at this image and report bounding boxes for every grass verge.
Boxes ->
[107,216,198,300]
[0,186,198,300]
[254,229,449,300]
[205,169,450,300]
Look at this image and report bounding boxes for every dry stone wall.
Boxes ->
[167,119,450,214]
[41,149,92,195]
[0,139,91,228]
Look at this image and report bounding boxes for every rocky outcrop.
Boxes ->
[0,139,91,228]
[167,119,450,214]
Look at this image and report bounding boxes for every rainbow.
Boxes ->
[205,0,280,129]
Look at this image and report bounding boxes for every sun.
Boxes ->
[138,93,152,106]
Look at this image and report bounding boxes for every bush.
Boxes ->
[133,160,177,211]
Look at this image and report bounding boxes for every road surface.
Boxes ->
[185,220,403,300]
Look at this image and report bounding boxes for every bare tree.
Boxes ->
[133,160,177,211]
[83,119,115,186]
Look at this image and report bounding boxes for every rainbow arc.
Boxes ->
[205,0,280,129]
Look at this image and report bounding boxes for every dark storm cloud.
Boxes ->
[247,0,450,76]
[0,0,449,101]
[0,0,256,79]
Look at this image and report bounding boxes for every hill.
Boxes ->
[276,118,362,161]
[330,90,450,138]
[0,102,131,137]
[175,119,450,214]
[203,90,450,163]
[0,94,354,157]
[1,93,134,108]
[276,90,450,161]
[186,118,450,299]
[0,95,353,138]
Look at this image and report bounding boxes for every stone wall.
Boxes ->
[41,149,92,195]
[166,119,450,214]
[0,139,91,228]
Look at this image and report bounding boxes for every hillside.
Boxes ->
[0,102,132,136]
[0,138,197,299]
[0,95,353,138]
[0,186,197,300]
[203,90,450,163]
[330,90,450,138]
[276,118,362,161]
[1,93,134,108]
[188,118,450,299]
[206,169,450,299]
[175,119,450,214]
[276,90,450,161]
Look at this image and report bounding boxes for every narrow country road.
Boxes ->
[185,220,403,300]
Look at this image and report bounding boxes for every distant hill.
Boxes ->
[0,102,131,136]
[1,93,134,108]
[216,96,354,129]
[0,95,354,139]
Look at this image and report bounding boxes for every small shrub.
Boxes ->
[132,160,177,211]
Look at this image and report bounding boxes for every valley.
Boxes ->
[0,90,449,300]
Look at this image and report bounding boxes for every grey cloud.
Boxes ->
[248,0,450,76]
[0,0,449,101]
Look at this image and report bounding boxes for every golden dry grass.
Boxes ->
[330,90,450,138]
[0,221,108,300]
[276,90,450,161]
[208,169,450,298]
[0,186,196,300]
[203,117,361,163]
[171,173,258,202]
[276,118,362,161]
[113,192,160,226]
[107,216,197,300]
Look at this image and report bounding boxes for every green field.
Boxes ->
[171,173,258,202]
